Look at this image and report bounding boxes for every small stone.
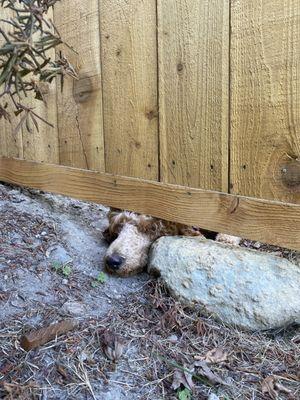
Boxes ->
[167,334,179,344]
[62,301,87,316]
[62,279,68,285]
[48,245,72,264]
[208,394,220,400]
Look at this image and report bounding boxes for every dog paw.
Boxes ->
[216,233,241,246]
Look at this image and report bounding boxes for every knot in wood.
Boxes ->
[281,159,300,188]
[73,75,93,103]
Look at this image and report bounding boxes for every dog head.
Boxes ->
[103,210,204,276]
[103,211,164,276]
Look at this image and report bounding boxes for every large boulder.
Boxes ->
[148,237,300,331]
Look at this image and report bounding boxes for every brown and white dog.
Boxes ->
[103,209,241,276]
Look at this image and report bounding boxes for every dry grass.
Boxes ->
[0,281,299,400]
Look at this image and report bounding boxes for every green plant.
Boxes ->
[0,0,77,131]
[177,388,192,400]
[91,272,107,288]
[52,261,72,277]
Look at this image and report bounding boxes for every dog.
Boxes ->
[103,209,241,276]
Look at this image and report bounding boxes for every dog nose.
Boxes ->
[105,254,125,270]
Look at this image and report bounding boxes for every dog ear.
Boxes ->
[103,208,121,243]
[137,217,165,238]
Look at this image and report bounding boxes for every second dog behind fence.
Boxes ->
[103,209,241,276]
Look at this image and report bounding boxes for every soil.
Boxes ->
[0,183,299,400]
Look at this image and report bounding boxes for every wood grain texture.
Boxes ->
[0,8,23,159]
[1,157,299,250]
[22,9,59,164]
[158,0,229,191]
[21,80,59,163]
[99,0,159,180]
[231,0,300,203]
[54,0,105,171]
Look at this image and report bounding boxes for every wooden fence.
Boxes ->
[0,0,299,249]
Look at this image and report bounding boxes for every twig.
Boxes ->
[0,0,77,131]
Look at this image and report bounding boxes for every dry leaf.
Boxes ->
[0,291,9,301]
[261,376,278,399]
[195,348,228,364]
[56,364,70,381]
[20,319,78,351]
[171,364,194,392]
[195,319,207,336]
[0,361,14,375]
[194,360,228,386]
[100,329,126,362]
[161,305,182,330]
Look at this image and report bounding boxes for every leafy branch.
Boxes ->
[0,0,78,132]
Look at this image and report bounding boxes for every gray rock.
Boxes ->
[48,245,72,264]
[208,395,220,400]
[62,301,87,316]
[148,237,300,331]
[167,334,179,344]
[94,387,127,400]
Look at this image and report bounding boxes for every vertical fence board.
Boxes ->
[22,8,59,164]
[0,8,23,159]
[231,0,300,203]
[158,0,229,191]
[99,0,159,180]
[0,119,23,159]
[21,81,59,163]
[54,0,105,171]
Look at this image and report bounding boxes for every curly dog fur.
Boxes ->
[103,209,241,276]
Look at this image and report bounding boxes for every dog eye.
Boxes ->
[103,229,118,243]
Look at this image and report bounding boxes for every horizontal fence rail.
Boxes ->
[0,157,299,251]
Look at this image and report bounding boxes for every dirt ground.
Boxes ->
[0,183,299,400]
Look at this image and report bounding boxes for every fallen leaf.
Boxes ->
[171,364,194,392]
[0,291,9,301]
[195,348,228,365]
[0,361,14,375]
[261,376,278,399]
[161,305,182,331]
[99,329,126,362]
[20,319,78,351]
[194,360,228,386]
[195,319,207,336]
[56,364,69,380]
